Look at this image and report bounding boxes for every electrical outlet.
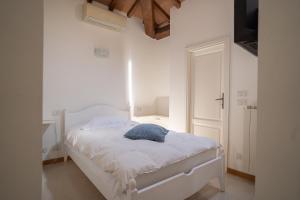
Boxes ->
[236,153,243,160]
[52,110,61,116]
[237,90,248,97]
[42,148,47,154]
[135,106,142,112]
[94,48,109,58]
[53,145,61,151]
[237,99,248,106]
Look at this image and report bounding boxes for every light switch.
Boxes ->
[237,99,248,106]
[94,48,109,58]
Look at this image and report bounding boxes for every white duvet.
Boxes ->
[66,122,217,195]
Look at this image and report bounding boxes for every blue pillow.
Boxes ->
[124,124,169,143]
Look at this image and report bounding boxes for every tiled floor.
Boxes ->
[42,161,254,200]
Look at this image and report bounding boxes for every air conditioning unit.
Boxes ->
[83,3,127,32]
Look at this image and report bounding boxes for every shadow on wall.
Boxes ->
[134,96,169,117]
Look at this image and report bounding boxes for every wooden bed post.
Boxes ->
[218,147,226,192]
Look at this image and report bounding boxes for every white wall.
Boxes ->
[124,19,170,116]
[43,0,128,159]
[43,0,170,159]
[169,0,258,173]
[44,0,128,118]
[0,0,43,199]
[255,0,300,199]
[230,45,258,173]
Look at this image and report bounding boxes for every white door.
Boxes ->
[187,38,230,163]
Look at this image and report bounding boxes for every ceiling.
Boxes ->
[87,0,183,39]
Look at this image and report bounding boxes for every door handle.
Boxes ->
[215,93,224,109]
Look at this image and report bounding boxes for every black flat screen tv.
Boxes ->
[234,0,258,56]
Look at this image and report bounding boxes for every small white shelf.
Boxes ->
[42,120,56,136]
[132,115,169,128]
[42,120,56,125]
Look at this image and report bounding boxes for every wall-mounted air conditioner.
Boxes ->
[83,3,127,32]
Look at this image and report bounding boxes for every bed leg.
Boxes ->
[218,152,225,192]
[64,152,68,162]
[218,175,225,192]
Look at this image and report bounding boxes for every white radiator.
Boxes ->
[243,105,257,175]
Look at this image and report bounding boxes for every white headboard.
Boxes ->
[64,104,130,134]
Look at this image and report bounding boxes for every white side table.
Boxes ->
[42,119,60,158]
[42,120,56,135]
[132,115,169,128]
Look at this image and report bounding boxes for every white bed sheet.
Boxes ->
[65,122,217,195]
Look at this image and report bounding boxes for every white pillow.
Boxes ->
[81,116,128,130]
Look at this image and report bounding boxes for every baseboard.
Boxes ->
[43,156,71,165]
[227,168,255,182]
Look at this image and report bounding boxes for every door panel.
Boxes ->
[193,124,221,144]
[189,43,225,146]
[187,38,229,168]
[192,52,222,121]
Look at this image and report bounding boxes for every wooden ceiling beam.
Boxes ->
[88,0,183,39]
[127,0,140,17]
[155,30,170,39]
[156,24,170,33]
[155,24,170,39]
[140,0,155,38]
[109,0,118,11]
[173,0,181,9]
[153,0,170,21]
[157,21,170,28]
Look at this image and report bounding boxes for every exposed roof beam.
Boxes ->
[155,24,170,39]
[127,0,140,17]
[140,0,155,38]
[109,0,118,11]
[153,0,170,21]
[156,24,170,33]
[88,0,181,40]
[157,21,170,28]
[173,0,181,9]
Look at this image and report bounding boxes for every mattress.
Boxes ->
[65,123,217,193]
[67,143,216,190]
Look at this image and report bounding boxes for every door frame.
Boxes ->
[186,37,230,167]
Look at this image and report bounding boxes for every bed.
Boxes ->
[63,104,225,200]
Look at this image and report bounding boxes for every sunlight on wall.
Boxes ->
[128,60,134,117]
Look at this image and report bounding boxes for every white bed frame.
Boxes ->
[63,104,225,200]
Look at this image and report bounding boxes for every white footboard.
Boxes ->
[67,144,224,200]
[128,152,225,200]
